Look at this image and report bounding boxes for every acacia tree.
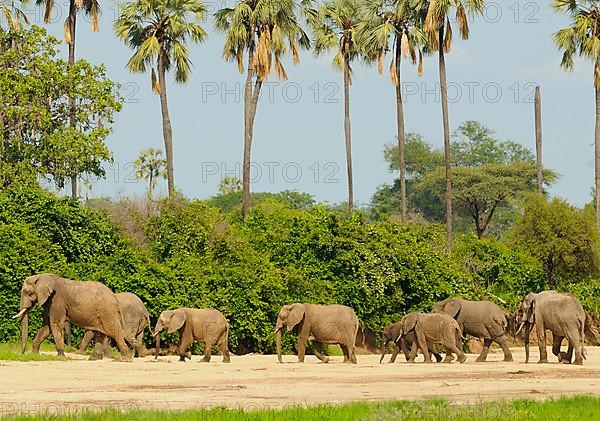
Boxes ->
[215,0,310,218]
[134,148,167,200]
[115,0,208,198]
[358,0,426,220]
[554,0,600,228]
[309,0,364,213]
[422,0,485,245]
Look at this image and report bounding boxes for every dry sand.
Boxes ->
[1,347,600,415]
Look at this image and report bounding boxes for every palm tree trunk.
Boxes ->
[595,59,600,229]
[395,38,406,221]
[158,51,175,198]
[535,86,543,194]
[343,55,354,214]
[439,27,452,246]
[68,0,77,198]
[242,50,254,218]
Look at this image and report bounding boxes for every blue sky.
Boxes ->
[23,1,594,206]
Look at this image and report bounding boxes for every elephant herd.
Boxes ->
[13,274,599,366]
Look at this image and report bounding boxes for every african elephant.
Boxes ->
[516,291,586,365]
[398,312,466,363]
[77,292,152,358]
[275,303,359,364]
[379,322,442,364]
[153,308,230,363]
[14,274,130,359]
[433,298,513,362]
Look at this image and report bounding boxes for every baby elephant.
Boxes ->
[154,308,230,363]
[380,322,443,364]
[398,312,466,364]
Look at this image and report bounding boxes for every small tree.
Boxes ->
[218,176,242,195]
[134,148,167,200]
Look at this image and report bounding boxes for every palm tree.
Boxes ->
[0,0,28,31]
[115,0,208,199]
[358,0,427,221]
[34,0,101,197]
[554,0,600,228]
[134,148,167,200]
[215,0,310,218]
[218,175,242,194]
[309,0,364,214]
[422,0,484,245]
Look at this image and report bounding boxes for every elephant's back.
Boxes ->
[187,308,228,325]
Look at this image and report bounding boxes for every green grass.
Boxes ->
[3,396,600,420]
[0,341,63,361]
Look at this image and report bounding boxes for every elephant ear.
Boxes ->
[287,304,306,332]
[526,298,536,324]
[443,300,461,318]
[167,310,186,334]
[402,313,419,334]
[34,276,54,306]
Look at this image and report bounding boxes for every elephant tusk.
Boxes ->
[12,309,27,319]
[515,322,525,336]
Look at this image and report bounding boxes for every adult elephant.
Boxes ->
[77,292,152,358]
[433,298,513,362]
[379,322,443,364]
[14,274,130,359]
[275,303,359,364]
[516,291,586,365]
[153,308,230,363]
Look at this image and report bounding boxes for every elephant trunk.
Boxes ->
[524,322,531,363]
[275,328,282,363]
[379,340,387,364]
[154,332,160,360]
[20,311,29,354]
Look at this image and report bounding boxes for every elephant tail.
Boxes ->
[145,313,153,337]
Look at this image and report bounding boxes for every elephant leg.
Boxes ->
[313,341,330,363]
[407,341,418,363]
[132,332,147,358]
[389,345,400,363]
[178,334,193,362]
[536,322,548,363]
[201,341,213,362]
[566,345,574,364]
[443,351,455,363]
[565,329,583,365]
[103,337,112,357]
[77,331,95,355]
[218,335,230,363]
[552,334,564,362]
[65,321,72,350]
[32,324,51,354]
[416,331,432,363]
[90,332,105,360]
[50,321,66,357]
[342,342,356,364]
[496,335,513,362]
[447,342,466,363]
[476,338,492,362]
[297,335,307,363]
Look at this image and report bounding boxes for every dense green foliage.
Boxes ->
[6,396,600,420]
[2,179,600,354]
